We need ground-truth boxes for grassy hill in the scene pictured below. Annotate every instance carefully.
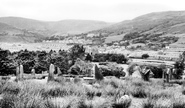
[0,17,111,36]
[0,22,44,43]
[0,17,111,42]
[92,11,185,45]
[97,11,185,35]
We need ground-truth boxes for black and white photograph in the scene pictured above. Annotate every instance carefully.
[0,0,185,107]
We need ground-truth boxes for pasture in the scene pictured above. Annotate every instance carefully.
[0,76,185,108]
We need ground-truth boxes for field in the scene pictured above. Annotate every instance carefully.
[0,41,184,108]
[0,42,182,61]
[0,77,185,108]
[0,42,73,52]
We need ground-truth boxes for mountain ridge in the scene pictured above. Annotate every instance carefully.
[0,17,112,35]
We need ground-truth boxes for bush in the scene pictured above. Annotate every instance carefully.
[143,97,185,108]
[93,53,127,64]
[112,100,131,108]
[100,63,125,78]
[149,89,173,100]
[174,61,184,79]
[123,78,150,98]
[1,82,20,95]
[142,54,149,59]
[68,59,94,76]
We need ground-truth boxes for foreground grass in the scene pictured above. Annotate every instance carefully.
[0,77,184,108]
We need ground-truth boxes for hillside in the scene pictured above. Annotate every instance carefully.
[47,19,111,34]
[0,22,44,43]
[91,11,185,46]
[96,11,185,35]
[0,17,111,36]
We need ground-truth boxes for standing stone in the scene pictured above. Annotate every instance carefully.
[91,65,95,77]
[31,68,36,79]
[132,65,142,78]
[48,64,55,82]
[166,68,170,83]
[19,65,24,80]
[94,64,103,81]
[16,66,20,81]
[57,67,62,76]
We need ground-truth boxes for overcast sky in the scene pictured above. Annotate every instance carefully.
[0,0,185,22]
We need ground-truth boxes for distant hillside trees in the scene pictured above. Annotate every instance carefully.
[173,51,185,79]
[16,49,36,73]
[0,44,129,76]
[93,53,128,64]
[85,53,92,62]
[69,44,85,66]
[34,51,50,73]
[0,49,15,75]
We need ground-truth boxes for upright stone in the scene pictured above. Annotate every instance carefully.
[91,64,96,77]
[132,65,142,79]
[19,65,24,80]
[57,67,62,76]
[94,64,103,81]
[166,68,170,83]
[48,64,55,82]
[31,68,36,78]
[16,66,20,81]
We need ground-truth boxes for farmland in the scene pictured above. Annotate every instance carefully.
[1,10,185,108]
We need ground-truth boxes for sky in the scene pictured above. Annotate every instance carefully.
[0,0,185,22]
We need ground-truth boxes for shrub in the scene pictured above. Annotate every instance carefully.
[41,82,85,98]
[90,97,112,108]
[93,53,127,64]
[1,82,20,95]
[174,61,184,79]
[100,64,125,78]
[84,85,102,99]
[143,97,185,108]
[149,89,173,100]
[0,94,16,108]
[123,78,150,98]
[112,100,131,108]
[68,59,94,75]
[142,54,149,59]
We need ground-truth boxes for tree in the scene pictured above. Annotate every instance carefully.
[16,50,35,73]
[142,54,149,59]
[69,45,85,66]
[0,50,15,75]
[34,51,49,73]
[174,61,184,79]
[85,53,92,62]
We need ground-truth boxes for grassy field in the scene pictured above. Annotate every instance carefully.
[0,77,184,108]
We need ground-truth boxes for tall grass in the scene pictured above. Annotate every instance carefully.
[0,76,183,108]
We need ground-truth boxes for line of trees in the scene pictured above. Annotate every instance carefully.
[0,45,86,76]
[0,45,129,76]
[93,53,128,64]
